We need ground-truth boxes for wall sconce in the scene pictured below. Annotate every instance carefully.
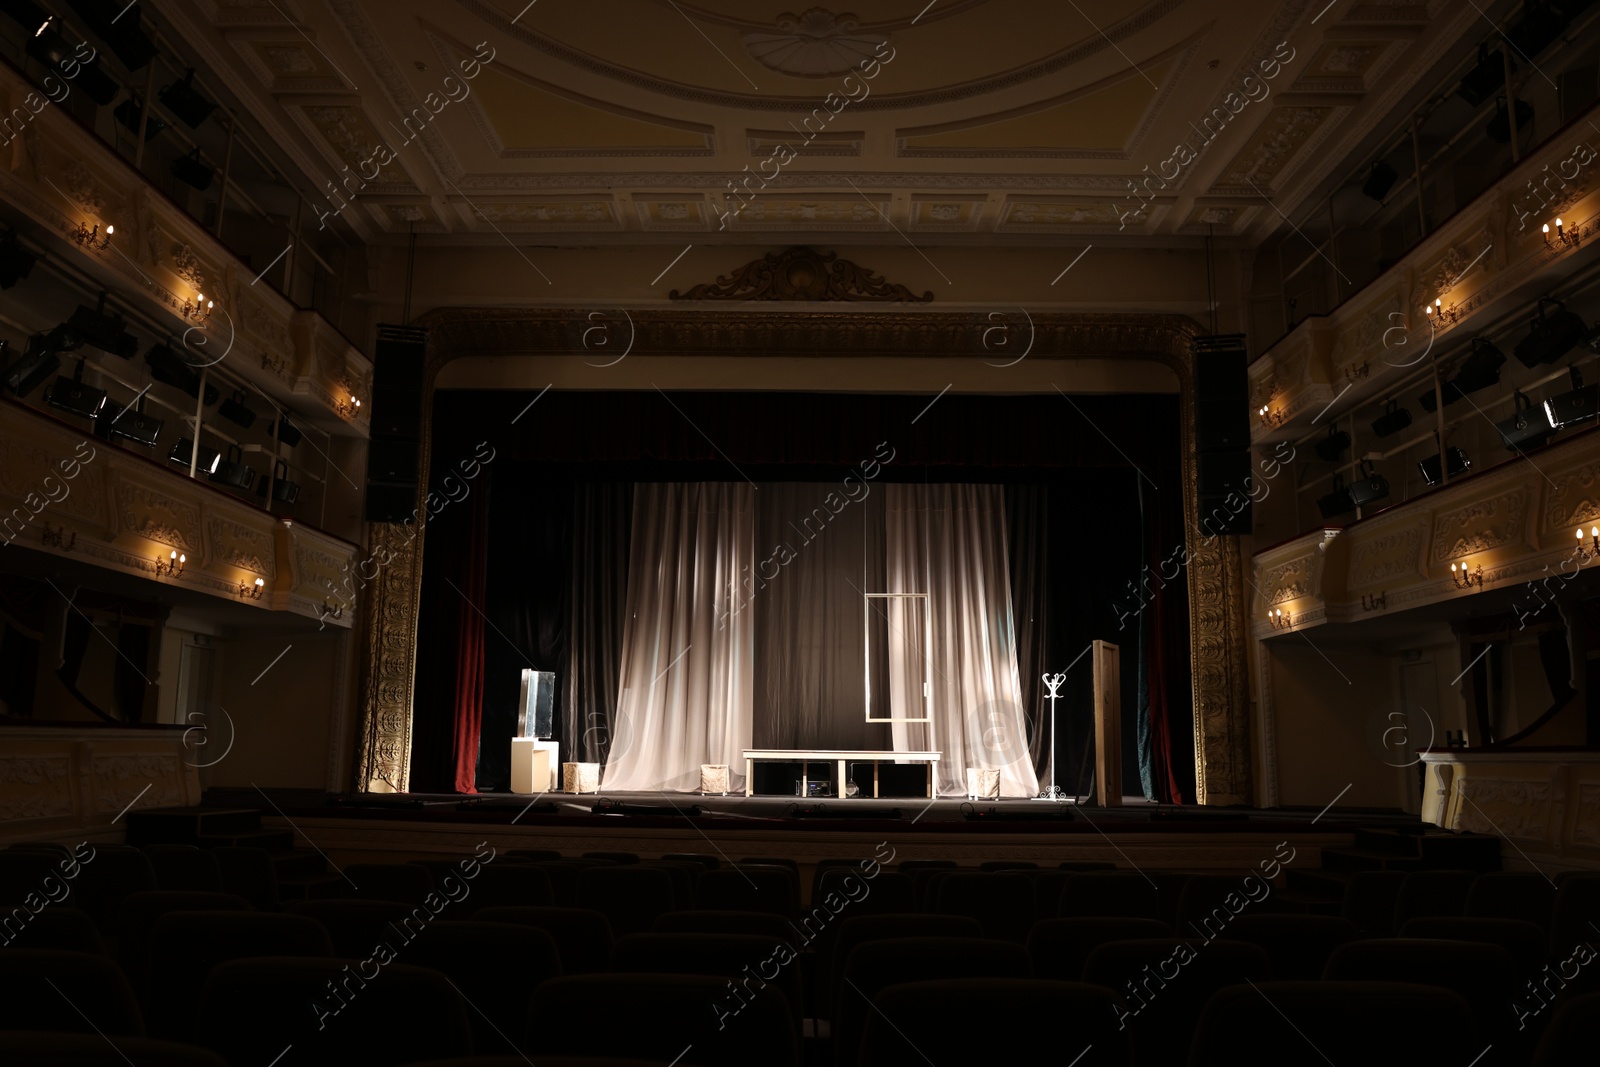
[1361,592,1387,611]
[1268,607,1292,629]
[154,550,186,577]
[239,577,264,600]
[40,524,75,551]
[334,391,362,418]
[72,222,112,250]
[1577,525,1600,561]
[1543,217,1583,250]
[1450,560,1483,589]
[1346,360,1370,382]
[1258,404,1285,427]
[183,292,213,321]
[1424,297,1460,326]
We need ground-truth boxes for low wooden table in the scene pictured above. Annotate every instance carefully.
[742,749,942,798]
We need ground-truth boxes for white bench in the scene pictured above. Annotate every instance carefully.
[742,749,942,798]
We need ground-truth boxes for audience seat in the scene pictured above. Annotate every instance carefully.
[454,863,554,912]
[1189,981,1480,1064]
[978,860,1038,872]
[0,1031,227,1065]
[72,846,157,934]
[0,849,65,906]
[1531,990,1600,1067]
[1323,938,1517,1044]
[896,860,957,872]
[0,949,144,1037]
[1081,938,1270,1064]
[611,932,803,1033]
[1399,916,1548,976]
[0,905,105,954]
[1340,870,1408,936]
[1026,917,1171,980]
[1058,871,1161,921]
[287,899,418,958]
[529,973,798,1067]
[653,909,796,942]
[211,847,280,911]
[476,906,614,974]
[662,853,720,870]
[833,936,1030,1067]
[146,910,334,1039]
[403,920,563,1055]
[1176,874,1271,937]
[1551,875,1600,970]
[583,851,640,865]
[405,1060,670,1067]
[530,861,584,907]
[144,846,223,892]
[1224,914,1360,980]
[345,863,436,905]
[197,957,472,1067]
[1059,861,1117,872]
[813,868,913,916]
[1392,869,1477,928]
[821,913,984,1019]
[636,861,697,910]
[694,866,798,917]
[115,891,252,988]
[577,866,677,936]
[1466,872,1556,930]
[506,849,563,862]
[933,872,1035,942]
[860,978,1130,1066]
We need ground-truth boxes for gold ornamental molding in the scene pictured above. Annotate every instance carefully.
[353,307,1253,805]
[668,247,934,302]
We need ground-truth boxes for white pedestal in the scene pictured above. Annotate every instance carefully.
[511,740,551,795]
[532,739,560,791]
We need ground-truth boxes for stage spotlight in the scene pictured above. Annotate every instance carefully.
[1515,297,1587,367]
[170,149,214,191]
[1418,446,1471,486]
[1458,43,1510,105]
[1347,460,1391,509]
[159,70,215,129]
[209,445,255,491]
[168,438,220,475]
[44,361,105,420]
[113,96,165,141]
[73,54,119,106]
[1418,380,1463,414]
[1315,425,1350,462]
[24,17,73,67]
[1456,337,1507,391]
[0,1,49,36]
[1362,160,1398,201]
[1370,400,1412,438]
[67,304,137,359]
[1318,476,1355,520]
[1486,96,1534,143]
[1508,1,1568,57]
[1499,390,1559,451]
[4,325,79,397]
[1544,366,1600,429]
[145,342,216,404]
[67,0,156,70]
[256,460,300,505]
[0,230,38,289]
[218,390,256,429]
[268,414,302,447]
[102,396,162,446]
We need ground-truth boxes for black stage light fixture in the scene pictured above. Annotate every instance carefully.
[170,149,214,191]
[1458,43,1510,106]
[256,459,300,505]
[72,54,119,106]
[1347,460,1391,509]
[0,230,38,289]
[1419,446,1472,486]
[103,395,162,446]
[67,305,137,359]
[1499,389,1559,451]
[218,389,256,428]
[1315,425,1350,462]
[68,0,156,70]
[1486,96,1535,143]
[114,95,166,141]
[1455,337,1507,393]
[168,437,220,475]
[0,1,49,36]
[4,325,79,397]
[268,414,302,447]
[1508,0,1568,57]
[159,70,215,129]
[1516,297,1587,367]
[1418,380,1463,414]
[209,444,255,491]
[44,360,105,420]
[1318,474,1355,520]
[1371,400,1413,438]
[145,342,216,404]
[1544,366,1600,429]
[24,17,73,67]
[1362,160,1398,202]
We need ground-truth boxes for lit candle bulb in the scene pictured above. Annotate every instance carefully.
[178,553,185,564]
[1591,526,1597,538]
[1426,303,1433,316]
[1579,528,1585,541]
[170,551,177,561]
[1544,223,1551,236]
[104,225,113,236]
[1557,218,1565,235]
[255,578,264,588]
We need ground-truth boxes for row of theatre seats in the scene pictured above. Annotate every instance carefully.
[2,842,1597,1065]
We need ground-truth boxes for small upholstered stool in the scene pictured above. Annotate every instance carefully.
[700,764,730,795]
[966,767,1000,799]
[563,761,600,794]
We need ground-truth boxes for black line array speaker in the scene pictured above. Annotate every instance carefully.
[365,324,427,523]
[1192,334,1252,535]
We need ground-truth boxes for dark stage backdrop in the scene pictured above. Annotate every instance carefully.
[411,389,1192,801]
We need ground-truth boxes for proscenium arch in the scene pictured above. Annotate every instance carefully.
[352,308,1253,806]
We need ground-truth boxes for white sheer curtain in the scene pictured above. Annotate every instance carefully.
[600,483,755,792]
[884,484,1039,797]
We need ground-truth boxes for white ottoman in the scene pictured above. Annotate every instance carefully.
[966,767,1000,799]
[563,761,600,794]
[700,764,730,795]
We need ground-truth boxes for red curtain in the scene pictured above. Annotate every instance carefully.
[450,477,490,793]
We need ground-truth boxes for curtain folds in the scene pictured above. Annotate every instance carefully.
[563,483,633,764]
[883,484,1039,797]
[450,476,491,794]
[600,483,755,793]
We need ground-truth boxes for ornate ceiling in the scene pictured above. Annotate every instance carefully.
[171,0,1481,245]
